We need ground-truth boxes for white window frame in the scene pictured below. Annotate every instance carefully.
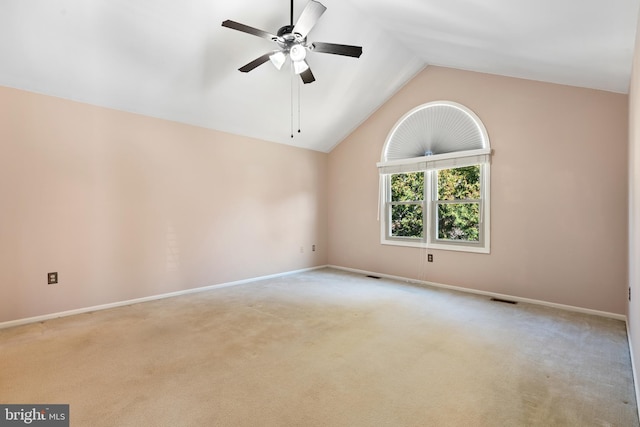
[381,163,490,253]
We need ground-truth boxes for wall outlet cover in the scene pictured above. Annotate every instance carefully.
[48,272,58,285]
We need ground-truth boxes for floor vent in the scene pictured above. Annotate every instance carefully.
[491,297,517,305]
[366,275,381,279]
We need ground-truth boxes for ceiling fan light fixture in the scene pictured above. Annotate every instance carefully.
[289,44,307,62]
[293,59,310,75]
[269,51,286,70]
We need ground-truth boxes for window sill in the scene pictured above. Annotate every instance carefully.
[381,239,490,254]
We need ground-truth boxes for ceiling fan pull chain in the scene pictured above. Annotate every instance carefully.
[291,62,295,138]
[298,76,302,134]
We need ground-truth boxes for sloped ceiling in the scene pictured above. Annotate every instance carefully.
[0,0,638,152]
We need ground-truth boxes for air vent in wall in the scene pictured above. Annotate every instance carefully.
[490,297,517,305]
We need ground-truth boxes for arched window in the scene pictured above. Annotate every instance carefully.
[377,101,491,253]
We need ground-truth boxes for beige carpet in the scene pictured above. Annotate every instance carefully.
[1,268,637,426]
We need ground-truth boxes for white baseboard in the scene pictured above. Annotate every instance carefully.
[328,265,626,321]
[1,263,626,325]
[626,319,640,422]
[0,266,327,330]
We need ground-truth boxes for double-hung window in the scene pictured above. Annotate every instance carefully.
[378,101,491,253]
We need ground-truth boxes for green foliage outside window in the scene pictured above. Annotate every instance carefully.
[390,172,424,238]
[437,165,480,201]
[389,166,481,242]
[437,203,480,241]
[437,166,481,241]
[391,171,424,201]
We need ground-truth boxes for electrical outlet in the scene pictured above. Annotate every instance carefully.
[312,245,316,252]
[300,246,304,253]
[48,272,58,285]
[427,254,433,262]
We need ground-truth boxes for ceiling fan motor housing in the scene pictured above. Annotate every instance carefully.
[277,25,295,38]
[277,25,306,47]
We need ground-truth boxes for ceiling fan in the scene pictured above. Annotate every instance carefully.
[221,0,363,84]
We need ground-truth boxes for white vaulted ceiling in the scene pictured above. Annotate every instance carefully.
[0,0,638,152]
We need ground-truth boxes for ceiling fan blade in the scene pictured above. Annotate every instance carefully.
[239,52,275,73]
[300,67,316,84]
[311,42,362,58]
[222,20,277,41]
[293,1,327,39]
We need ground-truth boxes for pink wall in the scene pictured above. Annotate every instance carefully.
[0,65,630,323]
[628,9,640,403]
[328,66,628,314]
[0,86,328,323]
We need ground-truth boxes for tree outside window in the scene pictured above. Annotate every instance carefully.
[390,172,424,238]
[387,165,484,248]
[436,165,480,242]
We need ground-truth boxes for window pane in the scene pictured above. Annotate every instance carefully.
[391,172,424,202]
[438,166,480,201]
[391,204,423,238]
[437,203,479,241]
